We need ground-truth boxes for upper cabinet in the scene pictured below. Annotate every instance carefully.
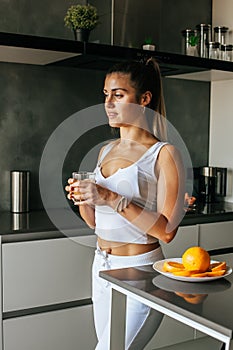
[1,32,233,81]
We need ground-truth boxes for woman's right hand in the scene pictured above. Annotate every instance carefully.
[65,178,119,208]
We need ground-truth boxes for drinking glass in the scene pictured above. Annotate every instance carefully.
[71,171,95,202]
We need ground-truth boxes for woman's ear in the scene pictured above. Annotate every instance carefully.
[140,91,152,107]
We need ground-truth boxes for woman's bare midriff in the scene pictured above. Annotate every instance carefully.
[97,236,160,256]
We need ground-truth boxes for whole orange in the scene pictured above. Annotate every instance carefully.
[182,246,210,272]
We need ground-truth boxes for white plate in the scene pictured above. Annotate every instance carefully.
[153,258,232,282]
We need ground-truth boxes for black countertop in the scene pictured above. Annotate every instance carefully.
[181,201,233,226]
[100,252,233,344]
[0,201,232,242]
[0,208,94,243]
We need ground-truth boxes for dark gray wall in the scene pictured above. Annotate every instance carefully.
[163,78,210,167]
[0,63,106,211]
[160,0,212,53]
[0,0,211,211]
[92,0,212,54]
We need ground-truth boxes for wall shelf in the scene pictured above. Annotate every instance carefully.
[1,32,233,80]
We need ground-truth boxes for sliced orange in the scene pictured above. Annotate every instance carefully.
[190,269,226,277]
[190,271,209,277]
[207,269,226,277]
[210,261,227,271]
[163,261,185,273]
[172,270,191,277]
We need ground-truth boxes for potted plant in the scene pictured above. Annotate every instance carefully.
[64,3,99,42]
[187,35,199,56]
[142,38,156,51]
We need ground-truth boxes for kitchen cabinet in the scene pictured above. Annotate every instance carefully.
[1,32,233,81]
[3,304,97,350]
[2,237,95,311]
[147,335,222,349]
[199,220,233,251]
[144,315,194,349]
[160,225,198,258]
[1,235,97,350]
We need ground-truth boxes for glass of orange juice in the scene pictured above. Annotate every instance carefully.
[71,171,95,202]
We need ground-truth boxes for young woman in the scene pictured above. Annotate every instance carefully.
[66,58,185,349]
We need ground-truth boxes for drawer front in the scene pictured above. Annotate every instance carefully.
[160,225,198,258]
[3,305,97,350]
[199,221,233,251]
[144,316,194,349]
[2,237,95,311]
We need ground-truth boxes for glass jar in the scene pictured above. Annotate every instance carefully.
[214,26,229,45]
[196,24,212,58]
[220,44,233,61]
[181,29,198,56]
[206,42,220,59]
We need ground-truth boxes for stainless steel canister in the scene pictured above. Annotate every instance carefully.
[214,26,229,45]
[10,170,30,213]
[196,24,212,58]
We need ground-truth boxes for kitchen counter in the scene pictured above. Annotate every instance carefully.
[100,252,233,350]
[182,201,233,226]
[0,208,94,243]
[0,201,232,242]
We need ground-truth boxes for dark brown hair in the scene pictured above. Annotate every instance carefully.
[106,57,166,118]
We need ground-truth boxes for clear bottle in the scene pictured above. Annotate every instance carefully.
[206,42,220,59]
[196,24,212,58]
[220,44,233,61]
[214,26,229,45]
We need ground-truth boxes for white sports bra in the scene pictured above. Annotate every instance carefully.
[94,141,168,244]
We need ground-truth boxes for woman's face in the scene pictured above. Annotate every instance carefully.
[103,73,143,128]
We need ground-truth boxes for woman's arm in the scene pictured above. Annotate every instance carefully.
[79,205,95,229]
[117,145,185,243]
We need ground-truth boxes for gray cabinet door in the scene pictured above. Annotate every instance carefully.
[3,305,97,350]
[199,221,233,251]
[160,225,199,258]
[2,237,95,311]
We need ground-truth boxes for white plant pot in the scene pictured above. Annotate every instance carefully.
[186,46,198,56]
[142,44,155,51]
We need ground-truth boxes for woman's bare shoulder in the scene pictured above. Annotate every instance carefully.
[157,144,183,169]
[97,139,119,161]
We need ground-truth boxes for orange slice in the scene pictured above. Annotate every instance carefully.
[190,271,209,277]
[172,270,191,277]
[210,261,227,271]
[206,269,226,277]
[163,261,185,273]
[190,269,226,277]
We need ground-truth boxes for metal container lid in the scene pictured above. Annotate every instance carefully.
[214,26,229,33]
[196,24,211,30]
[181,29,197,35]
[207,42,220,49]
[220,44,233,51]
[199,166,217,177]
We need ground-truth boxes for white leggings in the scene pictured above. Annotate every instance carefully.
[92,245,164,350]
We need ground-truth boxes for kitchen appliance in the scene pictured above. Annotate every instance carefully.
[198,166,227,203]
[11,170,30,213]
